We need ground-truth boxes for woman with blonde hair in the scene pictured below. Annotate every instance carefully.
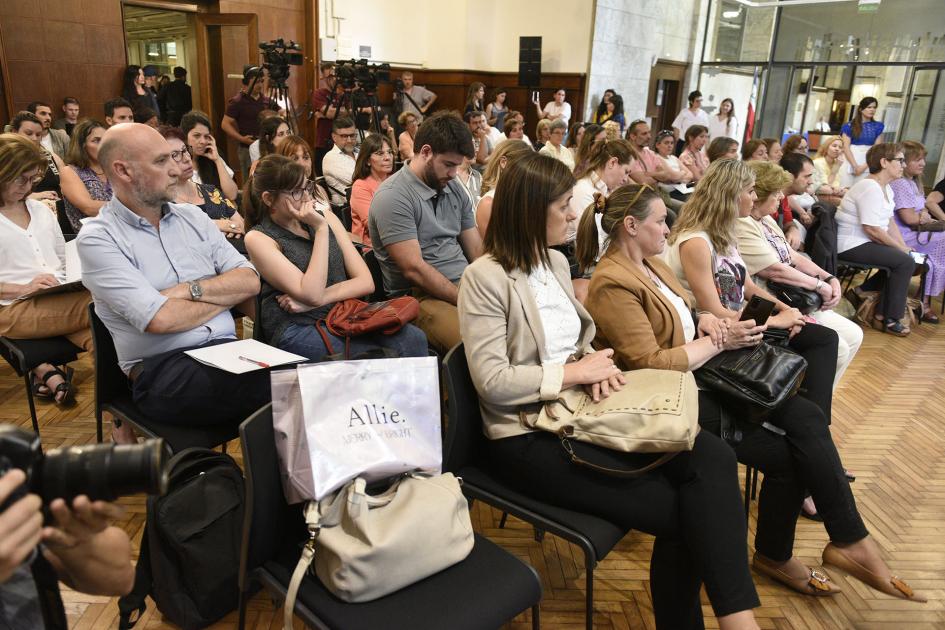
[582,180,923,605]
[664,159,839,420]
[890,140,944,321]
[459,152,763,630]
[533,119,552,152]
[812,136,848,205]
[475,139,532,237]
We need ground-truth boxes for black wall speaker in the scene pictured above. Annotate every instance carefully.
[518,36,542,88]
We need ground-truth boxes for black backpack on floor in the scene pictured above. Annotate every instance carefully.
[119,447,245,630]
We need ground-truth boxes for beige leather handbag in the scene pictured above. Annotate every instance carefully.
[283,473,474,628]
[521,369,699,476]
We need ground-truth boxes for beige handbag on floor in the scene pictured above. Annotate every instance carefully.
[283,473,474,628]
[521,369,699,476]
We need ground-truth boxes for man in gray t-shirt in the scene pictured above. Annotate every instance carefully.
[368,111,480,352]
[398,72,437,121]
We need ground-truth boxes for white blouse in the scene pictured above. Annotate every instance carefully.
[0,200,66,306]
[836,178,895,253]
[653,276,696,342]
[526,263,581,365]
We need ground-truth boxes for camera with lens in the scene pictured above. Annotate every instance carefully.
[333,58,391,94]
[0,425,168,509]
[393,78,406,93]
[256,38,304,86]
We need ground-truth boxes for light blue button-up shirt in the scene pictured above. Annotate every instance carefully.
[77,196,257,373]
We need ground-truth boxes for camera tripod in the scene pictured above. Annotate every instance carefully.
[322,86,383,142]
[250,73,302,134]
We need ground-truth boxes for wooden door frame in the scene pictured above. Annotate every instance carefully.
[195,13,258,129]
[647,59,688,130]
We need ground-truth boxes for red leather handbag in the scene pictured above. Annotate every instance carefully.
[315,297,420,358]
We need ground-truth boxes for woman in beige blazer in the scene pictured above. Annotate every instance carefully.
[458,153,762,630]
[581,183,925,604]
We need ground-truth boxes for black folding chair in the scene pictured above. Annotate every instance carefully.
[442,343,628,630]
[237,404,542,630]
[0,336,82,433]
[362,249,388,302]
[836,259,891,293]
[88,303,237,452]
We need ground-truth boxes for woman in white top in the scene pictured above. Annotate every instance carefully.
[812,136,848,206]
[458,152,763,630]
[475,139,532,238]
[708,98,738,146]
[0,134,92,404]
[653,129,694,197]
[835,143,915,335]
[538,119,575,171]
[571,140,635,247]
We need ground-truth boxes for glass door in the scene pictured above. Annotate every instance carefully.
[901,68,945,182]
[782,66,813,139]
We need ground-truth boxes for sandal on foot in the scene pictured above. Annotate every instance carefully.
[30,372,55,400]
[38,366,75,405]
[822,543,926,602]
[753,553,841,597]
[920,306,940,324]
[879,317,910,336]
[800,495,823,522]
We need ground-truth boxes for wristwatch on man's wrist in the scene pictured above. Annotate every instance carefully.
[189,281,203,301]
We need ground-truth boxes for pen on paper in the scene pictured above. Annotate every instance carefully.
[238,355,270,368]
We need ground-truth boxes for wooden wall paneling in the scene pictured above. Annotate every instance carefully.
[374,68,587,135]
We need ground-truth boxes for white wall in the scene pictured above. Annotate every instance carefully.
[585,0,707,121]
[320,0,593,73]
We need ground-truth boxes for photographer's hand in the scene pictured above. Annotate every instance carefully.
[0,469,43,584]
[41,496,134,596]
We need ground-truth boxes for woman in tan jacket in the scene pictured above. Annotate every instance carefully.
[581,182,925,604]
[458,153,762,630]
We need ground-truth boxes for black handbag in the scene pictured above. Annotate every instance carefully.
[694,341,807,415]
[767,281,823,315]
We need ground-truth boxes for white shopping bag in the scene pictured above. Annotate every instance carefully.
[277,356,442,502]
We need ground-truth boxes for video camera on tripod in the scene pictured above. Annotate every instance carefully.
[245,38,305,133]
[256,38,303,87]
[323,59,392,137]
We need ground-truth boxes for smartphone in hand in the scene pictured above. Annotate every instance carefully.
[739,295,776,326]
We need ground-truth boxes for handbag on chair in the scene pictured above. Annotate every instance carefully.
[520,369,700,477]
[283,473,474,627]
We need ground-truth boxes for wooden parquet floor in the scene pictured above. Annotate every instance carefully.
[3,299,945,629]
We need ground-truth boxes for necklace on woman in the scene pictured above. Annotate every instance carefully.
[643,264,662,288]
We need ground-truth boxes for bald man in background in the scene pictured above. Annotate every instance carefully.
[77,123,267,439]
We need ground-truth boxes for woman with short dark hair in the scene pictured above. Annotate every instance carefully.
[459,152,762,630]
[836,143,915,335]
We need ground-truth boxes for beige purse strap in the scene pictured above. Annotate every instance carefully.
[559,435,679,477]
[284,501,322,630]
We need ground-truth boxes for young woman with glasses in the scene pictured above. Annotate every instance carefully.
[158,126,245,247]
[243,154,428,360]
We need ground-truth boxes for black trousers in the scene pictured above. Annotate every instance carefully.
[699,392,868,562]
[131,340,271,426]
[489,430,759,628]
[840,242,915,320]
[786,323,838,421]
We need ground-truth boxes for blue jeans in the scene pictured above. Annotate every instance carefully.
[277,322,429,362]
